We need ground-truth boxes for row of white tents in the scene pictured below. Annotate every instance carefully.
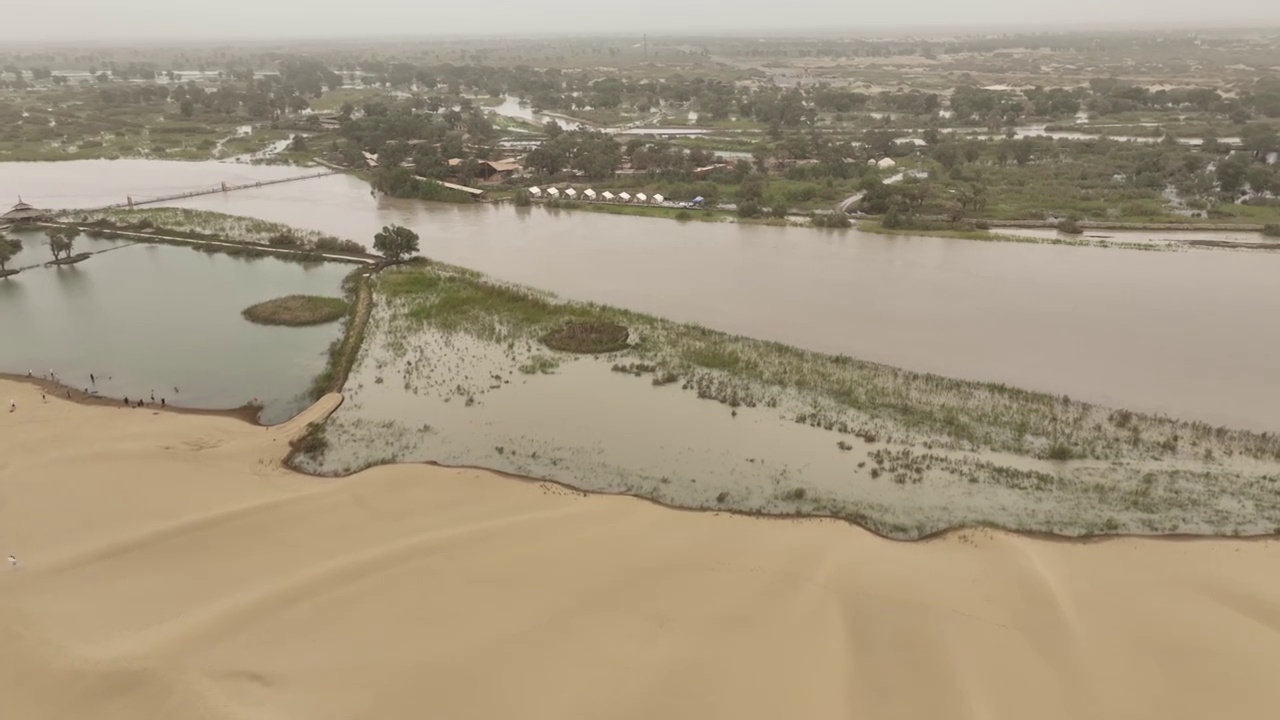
[528,187,666,204]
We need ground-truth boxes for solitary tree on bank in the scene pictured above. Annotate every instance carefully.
[0,235,20,271]
[373,224,419,261]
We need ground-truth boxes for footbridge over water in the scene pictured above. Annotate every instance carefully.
[52,169,339,216]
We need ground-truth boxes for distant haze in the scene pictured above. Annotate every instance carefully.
[6,1,1280,43]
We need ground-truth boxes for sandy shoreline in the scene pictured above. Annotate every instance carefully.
[0,372,264,425]
[3,377,1280,719]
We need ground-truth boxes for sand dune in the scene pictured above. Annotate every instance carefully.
[2,379,1280,720]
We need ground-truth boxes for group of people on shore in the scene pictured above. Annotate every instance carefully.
[15,369,179,411]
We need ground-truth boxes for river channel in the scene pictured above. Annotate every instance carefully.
[2,159,1278,431]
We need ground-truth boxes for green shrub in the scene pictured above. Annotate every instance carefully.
[268,232,302,246]
[812,214,851,228]
[1056,217,1084,234]
[541,321,630,354]
[1046,443,1075,461]
[314,237,367,254]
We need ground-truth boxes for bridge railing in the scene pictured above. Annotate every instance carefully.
[54,169,338,216]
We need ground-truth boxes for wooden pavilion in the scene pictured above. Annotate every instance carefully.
[1,198,50,226]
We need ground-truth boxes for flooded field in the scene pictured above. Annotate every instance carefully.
[0,228,349,423]
[487,96,586,131]
[293,264,1280,538]
[2,160,1279,432]
[992,226,1276,247]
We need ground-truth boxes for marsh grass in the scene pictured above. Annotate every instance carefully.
[376,262,1280,465]
[542,321,631,354]
[519,355,561,374]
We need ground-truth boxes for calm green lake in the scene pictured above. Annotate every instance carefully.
[0,229,349,424]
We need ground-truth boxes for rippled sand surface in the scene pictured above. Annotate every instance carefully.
[2,378,1279,720]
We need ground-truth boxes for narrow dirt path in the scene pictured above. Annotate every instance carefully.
[322,263,380,395]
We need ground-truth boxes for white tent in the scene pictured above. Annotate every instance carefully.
[635,193,648,203]
[602,191,616,201]
[876,157,897,170]
[583,189,597,200]
[528,186,542,197]
[546,187,560,197]
[652,194,665,204]
[565,188,578,198]
[618,192,632,203]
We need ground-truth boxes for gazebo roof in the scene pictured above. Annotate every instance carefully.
[2,198,46,221]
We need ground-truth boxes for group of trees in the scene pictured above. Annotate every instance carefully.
[863,123,1280,225]
[332,96,498,181]
[0,228,83,269]
[1085,78,1241,118]
[524,127,622,179]
[45,228,79,261]
[370,166,474,202]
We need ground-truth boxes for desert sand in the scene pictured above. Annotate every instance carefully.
[2,378,1279,720]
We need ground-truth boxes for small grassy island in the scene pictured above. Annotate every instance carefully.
[243,295,349,326]
[542,321,631,354]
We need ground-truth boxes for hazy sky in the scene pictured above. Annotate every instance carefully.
[7,1,1280,42]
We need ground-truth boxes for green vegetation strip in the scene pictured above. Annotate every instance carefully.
[242,295,349,326]
[309,266,379,399]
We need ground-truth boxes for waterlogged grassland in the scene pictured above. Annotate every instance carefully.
[854,219,1175,250]
[66,208,367,254]
[294,262,1280,539]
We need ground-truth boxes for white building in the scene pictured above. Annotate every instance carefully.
[583,189,597,200]
[546,187,560,197]
[635,193,649,204]
[528,187,542,197]
[602,191,616,201]
[618,192,632,203]
[565,188,578,199]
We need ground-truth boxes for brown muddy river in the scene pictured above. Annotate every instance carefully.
[3,160,1278,431]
